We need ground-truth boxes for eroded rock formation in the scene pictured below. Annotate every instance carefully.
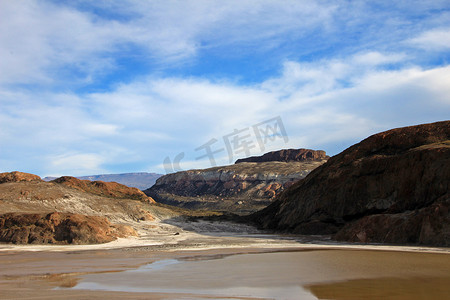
[0,173,160,244]
[252,121,450,246]
[146,150,328,214]
[0,212,136,244]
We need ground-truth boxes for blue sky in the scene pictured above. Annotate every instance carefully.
[1,0,449,177]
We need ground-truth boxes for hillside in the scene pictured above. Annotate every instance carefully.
[251,121,450,246]
[146,149,328,214]
[43,172,162,190]
[0,172,176,244]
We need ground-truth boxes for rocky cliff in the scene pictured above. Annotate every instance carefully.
[235,148,329,163]
[146,149,328,214]
[251,121,450,246]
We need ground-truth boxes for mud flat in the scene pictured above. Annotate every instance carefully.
[0,219,449,299]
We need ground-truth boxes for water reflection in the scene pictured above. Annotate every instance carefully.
[305,276,450,300]
[70,250,450,299]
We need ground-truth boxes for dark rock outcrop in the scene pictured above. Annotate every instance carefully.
[52,176,155,203]
[0,171,42,184]
[252,121,450,246]
[334,201,450,246]
[0,212,137,244]
[235,148,329,164]
[146,157,327,214]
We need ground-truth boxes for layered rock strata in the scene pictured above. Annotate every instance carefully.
[146,151,328,214]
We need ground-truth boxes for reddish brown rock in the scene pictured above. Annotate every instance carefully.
[0,171,41,184]
[0,212,137,244]
[252,121,450,246]
[235,148,329,164]
[52,176,155,203]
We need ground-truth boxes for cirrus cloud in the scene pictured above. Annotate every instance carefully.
[0,1,449,176]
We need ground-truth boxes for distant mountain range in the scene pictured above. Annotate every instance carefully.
[43,172,162,190]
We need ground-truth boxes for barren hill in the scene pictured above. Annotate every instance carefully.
[43,172,162,190]
[0,172,175,244]
[51,176,154,203]
[0,171,42,183]
[251,121,450,246]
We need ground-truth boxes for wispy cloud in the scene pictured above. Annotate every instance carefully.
[0,1,449,176]
[408,28,450,51]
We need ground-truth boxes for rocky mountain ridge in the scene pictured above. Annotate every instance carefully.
[251,121,450,246]
[146,149,328,214]
[235,148,329,163]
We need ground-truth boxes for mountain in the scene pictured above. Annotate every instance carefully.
[235,148,329,163]
[0,171,164,244]
[251,121,450,246]
[43,172,162,190]
[145,149,328,214]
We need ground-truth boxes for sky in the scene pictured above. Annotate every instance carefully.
[1,0,449,177]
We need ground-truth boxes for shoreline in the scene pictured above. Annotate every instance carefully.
[1,234,449,255]
[1,218,449,254]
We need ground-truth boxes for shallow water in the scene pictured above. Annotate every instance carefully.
[71,249,450,299]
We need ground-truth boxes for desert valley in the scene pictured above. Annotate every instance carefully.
[3,1,450,298]
[0,121,449,299]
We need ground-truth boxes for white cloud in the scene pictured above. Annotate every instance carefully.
[1,0,448,89]
[0,1,121,85]
[408,28,450,51]
[80,123,119,136]
[0,0,338,86]
[352,52,406,66]
[3,54,450,175]
[261,51,409,100]
[49,153,106,176]
[1,1,450,176]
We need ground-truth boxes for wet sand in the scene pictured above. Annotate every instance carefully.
[70,249,450,299]
[1,219,449,299]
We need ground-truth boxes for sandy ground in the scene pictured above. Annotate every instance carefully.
[1,217,448,254]
[1,218,449,299]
